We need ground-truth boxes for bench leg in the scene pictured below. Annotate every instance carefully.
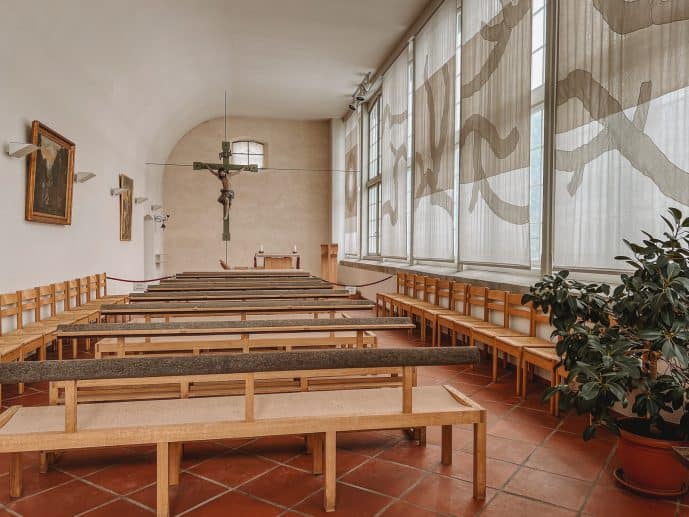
[169,443,182,486]
[157,442,170,517]
[72,338,78,359]
[9,453,22,498]
[473,421,487,500]
[312,433,324,475]
[441,425,452,465]
[324,431,336,512]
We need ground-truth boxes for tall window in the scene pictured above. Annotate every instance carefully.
[231,141,265,168]
[367,98,382,255]
[407,43,414,260]
[529,0,546,269]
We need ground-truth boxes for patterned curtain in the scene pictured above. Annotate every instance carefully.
[413,0,457,260]
[458,0,532,266]
[553,0,689,270]
[381,50,409,258]
[344,110,360,256]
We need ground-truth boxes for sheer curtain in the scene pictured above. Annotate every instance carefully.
[344,110,361,256]
[413,0,457,260]
[553,1,689,270]
[381,50,409,258]
[458,0,532,266]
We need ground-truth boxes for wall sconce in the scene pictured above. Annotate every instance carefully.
[110,187,128,196]
[134,196,149,204]
[74,172,96,183]
[6,142,39,158]
[151,204,163,211]
[154,213,171,230]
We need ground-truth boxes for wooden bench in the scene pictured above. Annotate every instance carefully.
[99,299,375,322]
[146,280,332,291]
[175,269,311,279]
[0,348,485,515]
[129,288,351,302]
[56,317,414,359]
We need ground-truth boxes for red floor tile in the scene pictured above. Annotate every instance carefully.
[401,474,493,515]
[84,456,157,495]
[287,448,369,476]
[0,467,72,504]
[380,500,442,516]
[129,472,225,514]
[189,450,276,487]
[435,450,519,489]
[294,482,393,516]
[340,458,425,497]
[505,466,591,511]
[488,419,553,445]
[241,465,323,507]
[336,430,403,457]
[482,492,577,517]
[462,434,536,464]
[81,498,153,516]
[584,482,678,517]
[184,491,282,516]
[6,479,114,517]
[236,435,305,462]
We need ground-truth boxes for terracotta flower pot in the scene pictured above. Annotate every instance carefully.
[616,418,689,496]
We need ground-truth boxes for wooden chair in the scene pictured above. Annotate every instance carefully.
[407,275,434,333]
[494,305,555,395]
[437,282,470,346]
[472,293,533,383]
[521,346,562,416]
[421,279,455,346]
[97,273,127,304]
[376,272,405,317]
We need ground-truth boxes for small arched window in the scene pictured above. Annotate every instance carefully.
[231,140,265,168]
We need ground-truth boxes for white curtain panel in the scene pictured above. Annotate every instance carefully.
[344,110,361,256]
[381,50,409,258]
[458,0,532,266]
[553,1,689,270]
[413,0,457,260]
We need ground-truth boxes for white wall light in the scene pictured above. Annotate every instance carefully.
[134,196,149,204]
[6,142,39,158]
[110,187,128,196]
[151,204,163,211]
[74,172,96,183]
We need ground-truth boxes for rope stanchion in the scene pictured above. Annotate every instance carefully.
[106,275,175,283]
[325,274,394,288]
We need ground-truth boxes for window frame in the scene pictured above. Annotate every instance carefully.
[366,95,383,257]
[230,140,266,168]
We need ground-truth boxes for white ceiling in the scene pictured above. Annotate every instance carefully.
[2,0,427,163]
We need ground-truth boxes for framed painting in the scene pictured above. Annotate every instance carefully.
[119,174,134,241]
[26,121,75,225]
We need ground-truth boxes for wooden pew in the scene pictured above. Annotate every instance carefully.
[56,317,413,359]
[146,280,333,291]
[128,289,351,302]
[99,299,375,322]
[175,269,311,279]
[0,348,486,515]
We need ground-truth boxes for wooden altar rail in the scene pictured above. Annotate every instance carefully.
[128,289,350,302]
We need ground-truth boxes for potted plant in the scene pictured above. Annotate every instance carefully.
[523,208,689,496]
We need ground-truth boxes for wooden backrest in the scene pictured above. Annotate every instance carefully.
[78,277,90,304]
[18,287,40,328]
[486,290,508,326]
[413,275,426,301]
[0,292,21,336]
[88,275,99,301]
[98,273,108,297]
[424,277,437,303]
[53,281,68,312]
[37,285,55,319]
[530,303,552,339]
[404,274,415,297]
[506,293,533,334]
[66,279,80,309]
[396,272,406,295]
[466,286,488,319]
[436,280,451,308]
[450,282,469,314]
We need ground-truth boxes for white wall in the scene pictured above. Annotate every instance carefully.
[162,117,331,275]
[330,118,346,260]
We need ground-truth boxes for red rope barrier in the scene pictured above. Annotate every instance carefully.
[106,275,175,283]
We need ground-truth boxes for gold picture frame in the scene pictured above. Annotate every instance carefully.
[119,174,133,241]
[25,121,75,225]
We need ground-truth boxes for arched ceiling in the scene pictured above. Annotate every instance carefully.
[3,0,427,164]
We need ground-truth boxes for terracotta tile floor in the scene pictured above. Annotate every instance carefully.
[0,316,687,516]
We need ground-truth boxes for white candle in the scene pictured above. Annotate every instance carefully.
[259,244,264,253]
[292,245,297,253]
